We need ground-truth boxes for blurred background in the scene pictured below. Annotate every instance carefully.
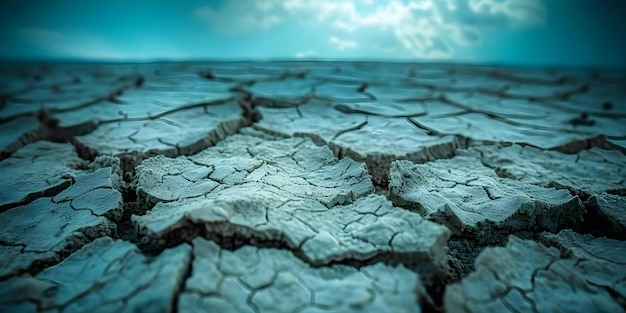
[1,0,625,68]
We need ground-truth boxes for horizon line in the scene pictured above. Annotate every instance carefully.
[1,57,625,72]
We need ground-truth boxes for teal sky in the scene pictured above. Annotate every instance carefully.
[0,0,625,68]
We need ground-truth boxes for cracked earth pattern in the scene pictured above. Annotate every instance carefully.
[0,62,624,312]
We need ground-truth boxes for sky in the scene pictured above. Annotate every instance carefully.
[0,0,625,68]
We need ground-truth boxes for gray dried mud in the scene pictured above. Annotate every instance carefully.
[0,62,624,312]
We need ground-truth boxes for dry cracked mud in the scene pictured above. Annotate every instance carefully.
[0,61,625,312]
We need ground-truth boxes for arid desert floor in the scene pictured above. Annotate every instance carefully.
[0,61,624,312]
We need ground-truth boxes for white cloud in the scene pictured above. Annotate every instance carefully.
[194,0,546,58]
[295,50,316,58]
[329,36,358,50]
[468,0,547,25]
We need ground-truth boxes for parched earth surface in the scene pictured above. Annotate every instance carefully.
[0,61,625,313]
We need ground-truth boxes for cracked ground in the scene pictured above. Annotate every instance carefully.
[0,61,625,313]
